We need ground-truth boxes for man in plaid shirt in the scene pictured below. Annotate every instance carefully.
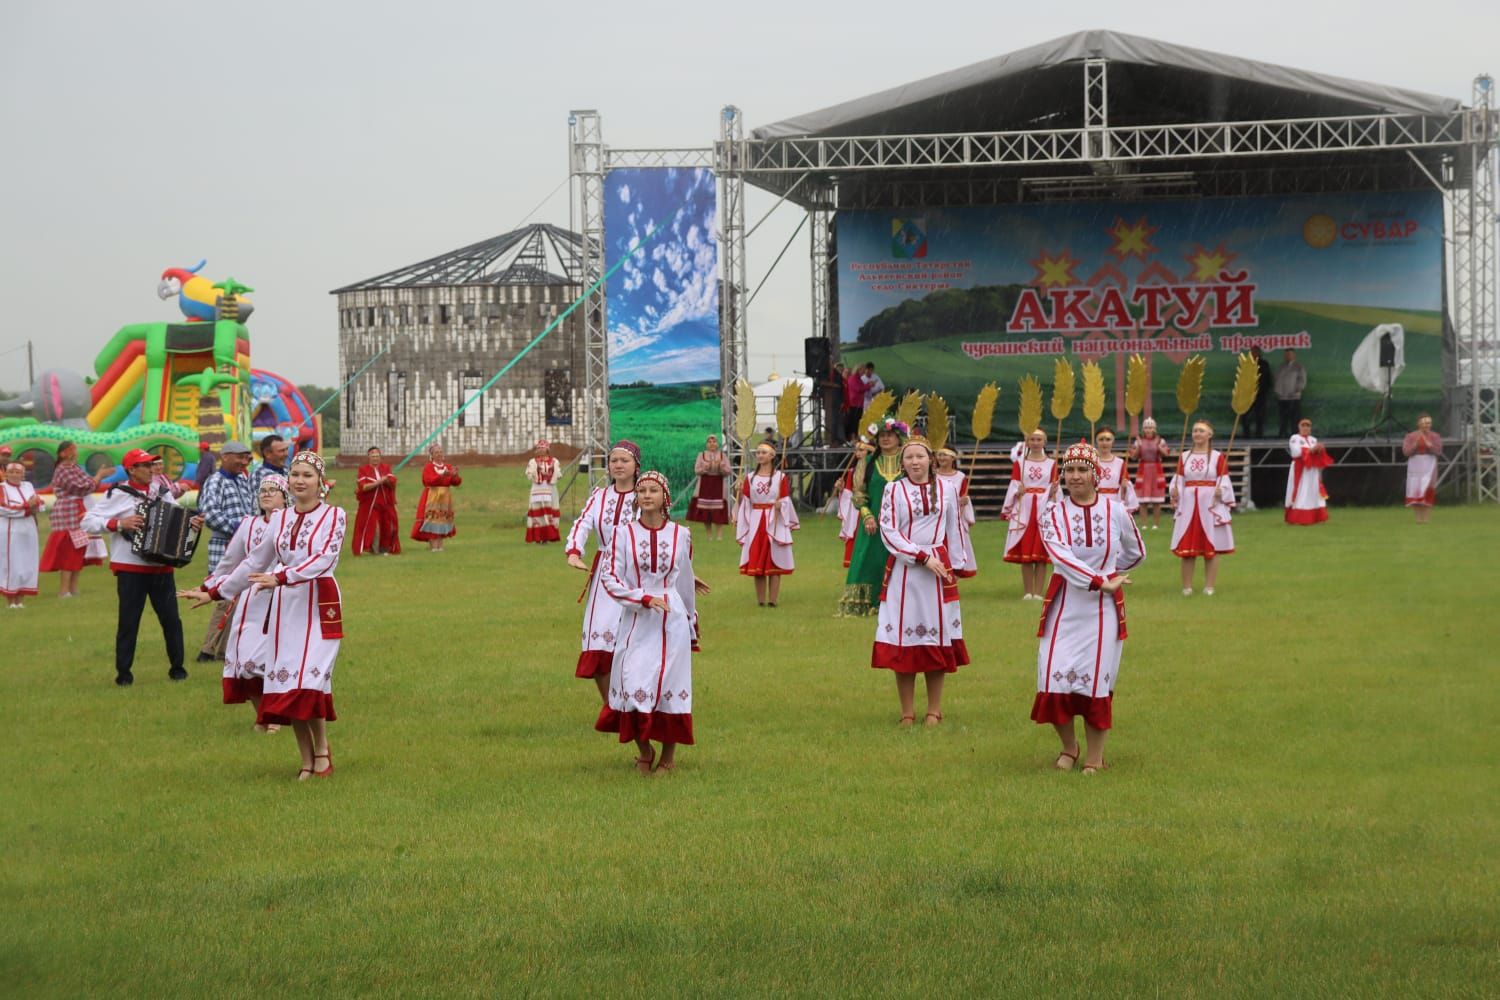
[194,441,254,661]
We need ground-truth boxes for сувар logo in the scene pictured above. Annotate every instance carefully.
[891,218,927,258]
[1303,212,1419,248]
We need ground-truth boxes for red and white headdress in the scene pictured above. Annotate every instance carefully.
[289,450,331,498]
[1060,441,1100,482]
[535,439,551,451]
[636,470,671,509]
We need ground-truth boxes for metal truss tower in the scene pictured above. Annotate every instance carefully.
[568,110,609,482]
[717,106,749,444]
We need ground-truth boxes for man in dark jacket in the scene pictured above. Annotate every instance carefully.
[1248,346,1273,438]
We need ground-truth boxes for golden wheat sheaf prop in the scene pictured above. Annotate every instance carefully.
[1175,355,1207,417]
[1230,352,1259,417]
[1017,375,1043,437]
[1124,354,1148,418]
[971,383,1000,444]
[894,389,923,432]
[1081,361,1106,430]
[856,389,897,440]
[926,393,951,453]
[1050,358,1076,422]
[734,379,757,445]
[776,382,801,443]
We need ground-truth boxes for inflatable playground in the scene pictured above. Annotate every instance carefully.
[0,261,320,491]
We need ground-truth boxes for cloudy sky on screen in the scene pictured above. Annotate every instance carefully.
[1,0,1495,391]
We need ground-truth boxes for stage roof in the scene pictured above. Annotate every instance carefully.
[753,30,1461,141]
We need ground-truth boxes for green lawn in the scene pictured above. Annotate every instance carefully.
[608,383,723,512]
[4,468,1496,996]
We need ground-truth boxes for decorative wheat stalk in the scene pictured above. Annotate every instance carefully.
[836,388,897,482]
[1081,360,1106,441]
[776,381,801,470]
[1124,353,1148,422]
[894,389,923,433]
[1175,355,1207,458]
[734,378,757,499]
[1018,375,1043,439]
[969,382,1000,470]
[1225,352,1260,455]
[1050,358,1076,459]
[925,393,950,454]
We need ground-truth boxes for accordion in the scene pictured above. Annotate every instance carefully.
[129,494,201,568]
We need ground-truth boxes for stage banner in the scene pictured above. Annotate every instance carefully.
[836,192,1443,440]
[604,167,720,509]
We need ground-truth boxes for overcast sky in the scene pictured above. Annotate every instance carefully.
[2,0,1495,394]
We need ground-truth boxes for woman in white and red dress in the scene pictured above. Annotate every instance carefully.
[1169,420,1235,596]
[524,440,562,544]
[1,461,43,608]
[596,471,704,775]
[199,452,345,780]
[1403,413,1442,522]
[1032,442,1144,775]
[686,435,733,541]
[734,441,799,607]
[1000,428,1054,600]
[934,447,977,578]
[872,436,968,727]
[411,444,462,552]
[1128,418,1171,530]
[1093,429,1138,514]
[837,440,873,567]
[1285,418,1333,525]
[183,474,291,730]
[566,440,640,703]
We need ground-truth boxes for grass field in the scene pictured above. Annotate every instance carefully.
[4,468,1497,996]
[608,383,723,511]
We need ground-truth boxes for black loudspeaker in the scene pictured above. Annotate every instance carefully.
[1378,332,1397,368]
[804,337,832,380]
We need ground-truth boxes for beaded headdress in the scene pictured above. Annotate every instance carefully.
[289,450,331,498]
[257,473,291,511]
[636,470,671,508]
[1060,441,1101,482]
[609,439,641,463]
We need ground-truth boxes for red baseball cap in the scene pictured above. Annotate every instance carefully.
[123,448,155,467]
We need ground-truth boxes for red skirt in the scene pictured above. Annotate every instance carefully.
[222,676,264,704]
[257,690,336,726]
[871,639,970,674]
[596,707,695,745]
[1031,692,1113,730]
[1172,517,1226,558]
[1004,518,1048,564]
[575,650,613,679]
[39,531,86,573]
[739,526,791,577]
[526,523,561,543]
[687,475,730,525]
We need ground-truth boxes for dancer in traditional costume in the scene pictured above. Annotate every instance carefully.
[837,440,874,567]
[1285,419,1332,525]
[734,441,799,607]
[411,444,462,551]
[39,441,112,597]
[839,419,906,616]
[1,461,43,608]
[566,441,640,702]
[871,436,968,727]
[1128,418,1171,530]
[180,474,291,730]
[524,440,562,544]
[197,452,344,780]
[596,470,705,775]
[1001,429,1055,600]
[352,446,401,555]
[934,447,977,578]
[1403,414,1442,522]
[1169,420,1234,596]
[687,435,732,540]
[1032,442,1144,774]
[1093,429,1138,514]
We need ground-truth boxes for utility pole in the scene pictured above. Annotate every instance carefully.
[26,340,34,385]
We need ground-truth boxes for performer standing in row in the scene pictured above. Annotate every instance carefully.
[1403,414,1442,522]
[1001,428,1054,601]
[38,441,113,598]
[1169,420,1234,597]
[933,447,977,577]
[1285,418,1332,525]
[838,419,906,617]
[871,436,968,727]
[686,434,733,541]
[353,446,401,555]
[180,474,291,731]
[836,439,874,568]
[1032,442,1144,774]
[596,471,704,775]
[195,453,345,780]
[1,461,42,608]
[524,440,562,544]
[1093,429,1138,513]
[734,441,798,607]
[1128,418,1170,530]
[566,441,640,702]
[411,444,462,552]
[82,449,199,686]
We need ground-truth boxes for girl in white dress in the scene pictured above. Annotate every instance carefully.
[734,442,799,607]
[566,441,640,702]
[596,471,707,775]
[1093,429,1138,514]
[934,448,977,578]
[523,440,562,543]
[1402,414,1442,522]
[1169,420,1235,596]
[1000,429,1055,600]
[1032,442,1144,774]
[1,462,42,607]
[1285,419,1332,525]
[872,437,968,727]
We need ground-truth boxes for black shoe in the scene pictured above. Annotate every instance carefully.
[168,666,189,682]
[195,652,216,663]
[115,673,134,687]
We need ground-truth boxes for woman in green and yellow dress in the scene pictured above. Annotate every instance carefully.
[838,418,908,616]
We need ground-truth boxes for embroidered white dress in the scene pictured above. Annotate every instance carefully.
[203,515,276,704]
[595,520,698,745]
[1,481,40,597]
[1095,456,1139,513]
[872,477,969,673]
[1285,433,1331,524]
[1031,495,1145,730]
[212,502,345,725]
[936,470,978,577]
[1001,457,1055,562]
[1169,450,1235,557]
[734,471,799,576]
[566,486,638,678]
[524,457,562,543]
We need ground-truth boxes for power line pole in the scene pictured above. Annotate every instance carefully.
[26,340,34,385]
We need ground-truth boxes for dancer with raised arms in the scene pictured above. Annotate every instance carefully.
[566,441,640,702]
[734,441,799,607]
[1000,428,1055,600]
[1169,420,1235,596]
[1032,442,1144,774]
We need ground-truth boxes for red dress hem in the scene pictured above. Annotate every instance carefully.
[871,639,968,674]
[257,690,336,726]
[1030,692,1113,730]
[222,677,264,704]
[595,707,695,745]
[39,531,87,573]
[575,650,614,678]
[1004,517,1048,564]
[1284,507,1328,525]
